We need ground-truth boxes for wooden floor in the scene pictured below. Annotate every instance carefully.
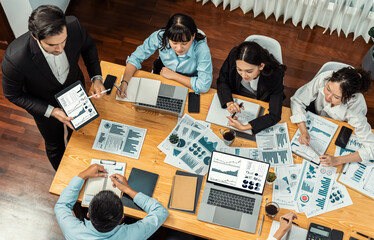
[0,0,373,239]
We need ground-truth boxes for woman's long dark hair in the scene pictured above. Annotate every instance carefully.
[158,13,205,51]
[235,41,286,76]
[328,67,371,104]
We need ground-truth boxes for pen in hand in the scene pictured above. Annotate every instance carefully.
[281,217,299,226]
[88,89,110,98]
[114,83,127,98]
[231,102,244,118]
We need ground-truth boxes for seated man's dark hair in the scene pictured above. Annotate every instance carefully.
[28,5,66,41]
[88,190,124,233]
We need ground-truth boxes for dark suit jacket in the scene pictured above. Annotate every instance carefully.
[1,16,101,117]
[217,46,285,134]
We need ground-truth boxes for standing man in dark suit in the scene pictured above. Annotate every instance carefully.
[2,5,105,170]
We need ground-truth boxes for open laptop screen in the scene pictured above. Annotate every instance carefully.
[207,151,270,195]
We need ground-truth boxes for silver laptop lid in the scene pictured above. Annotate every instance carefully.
[207,151,270,195]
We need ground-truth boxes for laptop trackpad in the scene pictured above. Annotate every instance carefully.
[159,84,175,97]
[213,207,241,228]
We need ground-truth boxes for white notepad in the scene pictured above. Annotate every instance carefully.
[268,220,307,240]
[82,159,126,207]
[116,77,161,106]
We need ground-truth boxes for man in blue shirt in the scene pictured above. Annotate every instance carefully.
[55,164,169,240]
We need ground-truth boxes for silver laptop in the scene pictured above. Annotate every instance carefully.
[197,151,270,233]
[133,83,188,117]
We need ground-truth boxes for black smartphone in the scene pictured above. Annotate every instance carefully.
[188,92,200,113]
[330,229,344,240]
[335,126,353,148]
[103,74,117,95]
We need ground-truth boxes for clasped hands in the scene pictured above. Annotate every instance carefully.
[298,132,340,167]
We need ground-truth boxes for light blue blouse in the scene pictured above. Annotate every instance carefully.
[55,176,169,240]
[126,30,213,93]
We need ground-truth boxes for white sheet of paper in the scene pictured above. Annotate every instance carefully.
[115,77,161,105]
[268,220,307,240]
[205,93,259,134]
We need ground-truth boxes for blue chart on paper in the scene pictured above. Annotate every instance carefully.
[301,181,314,192]
[123,129,141,154]
[181,153,199,169]
[110,124,126,135]
[262,150,289,164]
[310,127,330,138]
[339,147,355,156]
[276,133,288,148]
[212,168,239,177]
[347,138,362,148]
[352,163,366,183]
[198,137,218,152]
[316,177,331,209]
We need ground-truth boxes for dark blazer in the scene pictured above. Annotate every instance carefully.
[217,46,285,134]
[1,16,101,117]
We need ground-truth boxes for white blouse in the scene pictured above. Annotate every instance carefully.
[290,70,374,162]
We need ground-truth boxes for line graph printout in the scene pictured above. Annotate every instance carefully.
[208,151,269,194]
[92,120,146,159]
[55,81,99,130]
[337,135,374,199]
[205,93,260,134]
[164,129,225,175]
[219,147,259,160]
[294,160,336,218]
[290,112,338,164]
[272,165,302,210]
[256,122,293,166]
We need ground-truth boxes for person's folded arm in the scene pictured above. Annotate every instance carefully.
[250,72,284,134]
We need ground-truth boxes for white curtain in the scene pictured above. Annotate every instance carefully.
[196,0,374,43]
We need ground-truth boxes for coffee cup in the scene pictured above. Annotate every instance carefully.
[265,202,279,217]
[219,128,236,146]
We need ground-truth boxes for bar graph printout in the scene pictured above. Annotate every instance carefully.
[255,122,293,166]
[92,119,147,159]
[290,111,338,164]
[337,134,374,199]
[294,160,337,218]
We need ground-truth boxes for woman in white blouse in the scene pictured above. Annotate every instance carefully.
[290,67,373,167]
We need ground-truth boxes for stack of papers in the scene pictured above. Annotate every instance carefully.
[272,160,353,218]
[158,114,225,175]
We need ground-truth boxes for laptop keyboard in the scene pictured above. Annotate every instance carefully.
[207,189,255,214]
[138,96,183,113]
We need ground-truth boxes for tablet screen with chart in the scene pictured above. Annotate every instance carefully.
[55,81,99,130]
[207,151,270,194]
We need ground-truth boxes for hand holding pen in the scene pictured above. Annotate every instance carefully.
[226,101,244,116]
[88,89,111,98]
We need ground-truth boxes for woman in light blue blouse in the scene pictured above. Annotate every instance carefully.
[118,13,213,96]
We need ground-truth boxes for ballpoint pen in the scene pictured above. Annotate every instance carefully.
[309,145,320,156]
[356,231,374,240]
[231,102,244,118]
[281,217,299,226]
[88,89,110,98]
[258,214,264,235]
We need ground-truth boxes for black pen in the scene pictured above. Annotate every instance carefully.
[231,102,244,118]
[357,231,374,240]
[281,217,299,226]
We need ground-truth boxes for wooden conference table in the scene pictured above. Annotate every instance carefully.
[50,61,374,240]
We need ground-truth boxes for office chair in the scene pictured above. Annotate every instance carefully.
[245,35,283,64]
[314,61,353,78]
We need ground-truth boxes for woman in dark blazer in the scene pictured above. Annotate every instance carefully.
[217,41,286,134]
